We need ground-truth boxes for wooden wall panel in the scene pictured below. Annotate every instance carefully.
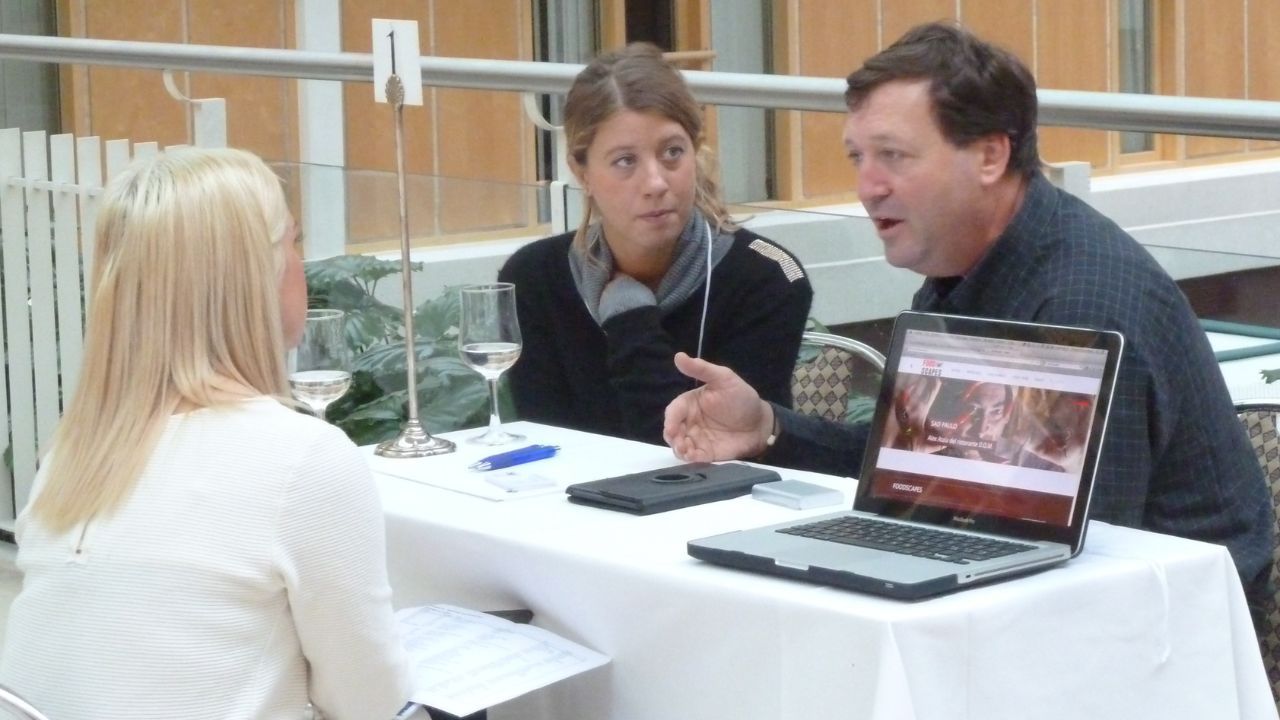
[960,0,1033,68]
[1184,0,1246,158]
[1247,2,1280,101]
[342,0,434,174]
[62,1,293,155]
[188,0,295,162]
[883,0,957,44]
[56,0,86,136]
[340,0,533,243]
[599,0,627,51]
[1246,0,1280,151]
[344,169,440,248]
[340,0,436,245]
[433,0,533,233]
[52,0,1280,214]
[795,0,877,199]
[1034,0,1109,169]
[80,1,186,147]
[770,1,801,199]
[673,0,711,52]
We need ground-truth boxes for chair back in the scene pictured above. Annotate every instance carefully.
[792,331,886,423]
[1235,400,1280,708]
[0,685,52,720]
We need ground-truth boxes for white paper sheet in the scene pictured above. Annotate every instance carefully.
[396,604,610,717]
[363,441,566,502]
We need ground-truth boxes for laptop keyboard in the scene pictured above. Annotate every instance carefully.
[778,515,1038,564]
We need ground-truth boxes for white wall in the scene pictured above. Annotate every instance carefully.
[1090,158,1280,281]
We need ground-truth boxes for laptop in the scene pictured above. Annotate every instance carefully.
[687,311,1124,599]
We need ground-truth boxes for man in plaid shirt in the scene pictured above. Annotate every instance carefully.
[663,22,1273,624]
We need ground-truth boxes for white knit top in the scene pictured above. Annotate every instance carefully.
[0,397,411,720]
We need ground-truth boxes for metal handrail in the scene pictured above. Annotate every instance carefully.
[800,331,886,370]
[3,33,1280,140]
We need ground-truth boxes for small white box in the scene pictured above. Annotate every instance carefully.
[751,479,845,510]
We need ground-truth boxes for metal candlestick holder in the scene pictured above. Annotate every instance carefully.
[375,73,455,458]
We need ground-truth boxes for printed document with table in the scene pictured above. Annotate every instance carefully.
[688,311,1124,599]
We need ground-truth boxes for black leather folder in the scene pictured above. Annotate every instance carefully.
[565,462,780,515]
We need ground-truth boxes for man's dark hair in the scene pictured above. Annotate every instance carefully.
[845,22,1041,179]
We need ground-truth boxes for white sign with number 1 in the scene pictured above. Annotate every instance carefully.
[372,19,423,106]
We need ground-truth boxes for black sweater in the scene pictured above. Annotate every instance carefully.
[498,228,813,444]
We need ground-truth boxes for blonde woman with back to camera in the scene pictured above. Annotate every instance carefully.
[0,148,411,719]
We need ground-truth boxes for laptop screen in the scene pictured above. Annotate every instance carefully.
[858,314,1120,536]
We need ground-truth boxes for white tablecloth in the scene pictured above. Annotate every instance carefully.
[371,421,1276,720]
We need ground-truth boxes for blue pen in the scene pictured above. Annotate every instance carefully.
[468,444,560,471]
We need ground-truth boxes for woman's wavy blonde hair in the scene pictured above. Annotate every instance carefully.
[564,42,735,254]
[32,147,292,533]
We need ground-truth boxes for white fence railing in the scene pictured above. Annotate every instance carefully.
[0,128,163,521]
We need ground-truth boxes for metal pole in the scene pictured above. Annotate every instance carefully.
[375,73,455,458]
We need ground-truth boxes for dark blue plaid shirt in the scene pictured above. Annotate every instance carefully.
[772,173,1273,592]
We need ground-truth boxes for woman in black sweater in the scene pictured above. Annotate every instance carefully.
[499,43,812,445]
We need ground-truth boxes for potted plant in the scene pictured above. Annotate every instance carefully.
[303,254,506,445]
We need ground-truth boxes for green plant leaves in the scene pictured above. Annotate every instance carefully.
[421,354,480,379]
[355,339,442,376]
[415,288,461,340]
[306,254,422,289]
[420,380,492,431]
[302,256,496,446]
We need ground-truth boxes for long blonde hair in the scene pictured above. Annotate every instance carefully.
[32,147,292,533]
[563,42,734,254]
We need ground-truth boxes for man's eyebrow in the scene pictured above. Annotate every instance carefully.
[867,131,903,144]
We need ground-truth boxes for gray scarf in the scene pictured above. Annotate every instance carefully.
[568,208,732,324]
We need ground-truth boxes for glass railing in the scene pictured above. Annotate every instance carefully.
[268,160,1280,403]
[271,161,556,256]
[1143,243,1280,400]
[1145,243,1280,328]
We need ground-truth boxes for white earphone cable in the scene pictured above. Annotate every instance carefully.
[696,220,713,359]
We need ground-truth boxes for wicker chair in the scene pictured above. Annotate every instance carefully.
[0,685,52,720]
[792,331,886,422]
[1235,400,1280,709]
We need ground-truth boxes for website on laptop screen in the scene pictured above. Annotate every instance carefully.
[869,328,1110,526]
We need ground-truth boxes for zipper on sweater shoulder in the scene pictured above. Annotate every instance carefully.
[70,518,91,563]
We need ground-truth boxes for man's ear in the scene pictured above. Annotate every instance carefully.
[975,132,1012,185]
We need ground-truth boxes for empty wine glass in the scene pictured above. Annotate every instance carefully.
[459,283,523,445]
[290,309,352,422]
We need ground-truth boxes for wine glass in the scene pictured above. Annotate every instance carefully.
[459,283,523,445]
[290,309,353,422]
